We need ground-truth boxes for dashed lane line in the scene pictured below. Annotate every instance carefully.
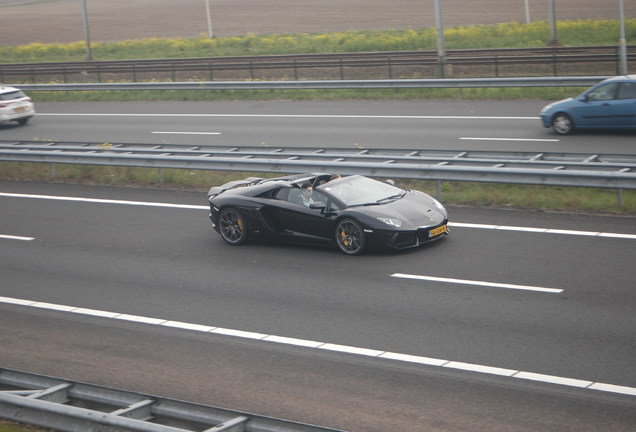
[390,274,563,293]
[0,234,34,241]
[1,295,635,397]
[2,192,635,240]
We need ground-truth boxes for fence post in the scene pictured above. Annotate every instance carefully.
[618,188,623,209]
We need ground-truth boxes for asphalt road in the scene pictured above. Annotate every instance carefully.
[2,100,636,154]
[1,101,636,431]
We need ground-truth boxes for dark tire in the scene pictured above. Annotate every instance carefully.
[335,219,365,255]
[552,113,574,135]
[17,118,29,125]
[218,208,249,245]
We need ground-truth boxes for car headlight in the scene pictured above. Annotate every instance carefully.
[540,104,553,114]
[377,217,402,227]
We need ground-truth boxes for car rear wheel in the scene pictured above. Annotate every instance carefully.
[335,219,365,255]
[552,113,574,135]
[17,118,29,125]
[218,208,249,245]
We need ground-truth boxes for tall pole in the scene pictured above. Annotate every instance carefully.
[434,0,446,77]
[81,0,93,60]
[525,0,530,24]
[619,0,628,74]
[547,0,559,46]
[205,0,213,38]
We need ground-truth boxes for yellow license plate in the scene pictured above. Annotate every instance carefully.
[429,225,447,237]
[14,107,27,112]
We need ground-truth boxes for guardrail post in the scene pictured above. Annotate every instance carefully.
[294,60,298,81]
[388,57,393,79]
[436,181,442,200]
[132,64,137,82]
[340,58,344,80]
[172,63,176,82]
[552,52,557,76]
[97,64,101,83]
[50,163,56,178]
[63,66,67,83]
[494,55,499,77]
[616,46,620,75]
[617,188,623,209]
[209,62,214,81]
[250,61,254,79]
[159,168,164,184]
[31,66,35,83]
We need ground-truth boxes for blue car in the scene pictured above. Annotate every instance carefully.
[540,75,636,135]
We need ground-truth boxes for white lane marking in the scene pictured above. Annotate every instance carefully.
[152,131,221,135]
[448,222,636,240]
[1,295,634,397]
[390,274,563,294]
[460,137,560,142]
[0,192,208,210]
[0,234,34,241]
[2,192,635,240]
[37,113,539,120]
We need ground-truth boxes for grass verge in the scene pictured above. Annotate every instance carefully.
[1,162,634,214]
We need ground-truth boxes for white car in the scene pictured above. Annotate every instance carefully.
[0,86,35,126]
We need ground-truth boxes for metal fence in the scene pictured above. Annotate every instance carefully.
[9,75,610,92]
[0,368,345,432]
[1,45,633,83]
[1,141,634,207]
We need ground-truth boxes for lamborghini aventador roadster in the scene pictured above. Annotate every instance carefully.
[207,173,449,255]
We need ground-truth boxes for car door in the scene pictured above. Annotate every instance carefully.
[269,188,335,241]
[573,82,636,127]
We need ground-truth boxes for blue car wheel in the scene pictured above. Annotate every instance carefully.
[552,113,575,135]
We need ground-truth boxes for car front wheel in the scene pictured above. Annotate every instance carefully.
[335,219,365,255]
[218,208,249,245]
[552,113,575,135]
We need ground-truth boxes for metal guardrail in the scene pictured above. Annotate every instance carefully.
[0,368,345,432]
[9,76,609,92]
[1,45,633,83]
[1,141,635,190]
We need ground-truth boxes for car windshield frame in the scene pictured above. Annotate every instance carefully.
[318,175,406,207]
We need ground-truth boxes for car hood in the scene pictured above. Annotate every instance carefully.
[357,191,446,228]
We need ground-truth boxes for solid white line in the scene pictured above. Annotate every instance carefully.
[460,137,560,142]
[390,273,563,294]
[447,222,636,240]
[37,113,539,120]
[152,131,221,135]
[1,295,634,397]
[2,192,635,240]
[0,234,34,241]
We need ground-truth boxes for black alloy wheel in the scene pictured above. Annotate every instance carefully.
[335,219,365,255]
[552,113,575,135]
[218,208,249,245]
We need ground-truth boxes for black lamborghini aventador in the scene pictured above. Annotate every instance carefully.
[207,173,449,255]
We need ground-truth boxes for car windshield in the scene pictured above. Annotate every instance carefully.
[321,176,406,207]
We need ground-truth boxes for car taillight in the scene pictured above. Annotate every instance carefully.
[0,101,14,108]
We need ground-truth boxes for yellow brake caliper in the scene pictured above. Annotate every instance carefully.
[237,218,244,232]
[341,229,349,246]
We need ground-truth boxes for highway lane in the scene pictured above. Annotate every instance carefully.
[1,181,635,386]
[1,100,635,153]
